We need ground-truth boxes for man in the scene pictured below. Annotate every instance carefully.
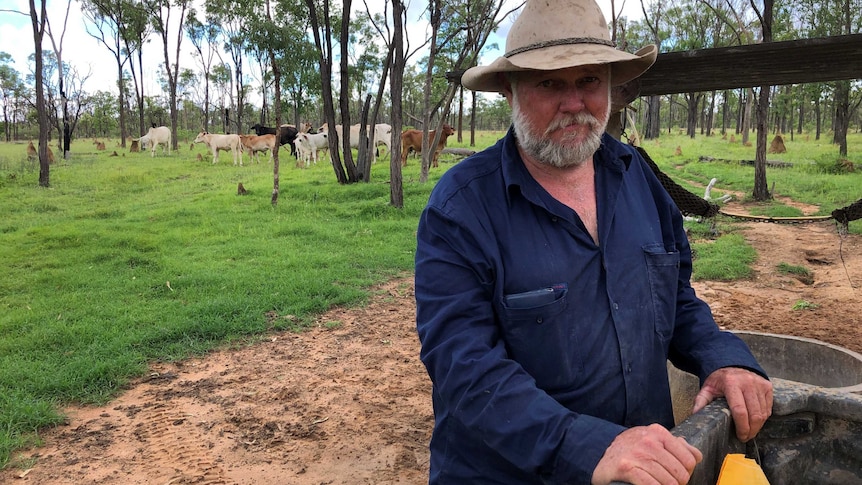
[413,0,773,484]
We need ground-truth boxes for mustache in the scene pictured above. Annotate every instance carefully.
[544,112,601,136]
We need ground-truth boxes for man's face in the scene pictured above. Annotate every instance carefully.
[505,65,611,168]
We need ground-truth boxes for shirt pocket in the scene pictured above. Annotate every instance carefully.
[642,244,680,341]
[498,286,578,390]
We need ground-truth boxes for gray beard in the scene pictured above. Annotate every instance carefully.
[511,96,609,169]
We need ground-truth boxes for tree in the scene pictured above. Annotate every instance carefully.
[184,11,219,131]
[205,1,247,134]
[795,0,862,156]
[389,0,406,207]
[29,0,51,186]
[44,0,74,160]
[0,52,25,141]
[115,0,150,136]
[146,0,190,150]
[638,0,668,140]
[305,0,356,184]
[414,0,520,182]
[28,50,92,151]
[82,0,131,146]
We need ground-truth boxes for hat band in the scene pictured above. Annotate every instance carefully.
[504,37,616,58]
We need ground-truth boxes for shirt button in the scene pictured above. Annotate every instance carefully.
[551,217,558,222]
[536,317,543,324]
[613,302,619,311]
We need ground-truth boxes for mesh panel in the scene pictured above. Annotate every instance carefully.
[636,145,862,226]
[635,146,720,218]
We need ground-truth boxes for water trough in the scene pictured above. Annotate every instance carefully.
[664,331,862,485]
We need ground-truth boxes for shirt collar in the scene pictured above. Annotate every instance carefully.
[500,127,634,205]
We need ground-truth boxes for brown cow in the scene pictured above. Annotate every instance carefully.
[400,124,455,168]
[26,141,37,161]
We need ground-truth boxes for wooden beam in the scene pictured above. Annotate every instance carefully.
[638,34,862,96]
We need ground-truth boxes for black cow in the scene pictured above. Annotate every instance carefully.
[250,123,299,157]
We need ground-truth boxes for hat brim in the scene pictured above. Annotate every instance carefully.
[462,44,657,92]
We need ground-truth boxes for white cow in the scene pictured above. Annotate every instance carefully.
[136,126,171,157]
[194,132,242,166]
[293,132,328,167]
[373,123,392,159]
[320,122,390,162]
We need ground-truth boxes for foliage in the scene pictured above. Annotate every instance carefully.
[791,299,819,310]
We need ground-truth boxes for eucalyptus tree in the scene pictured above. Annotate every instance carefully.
[267,5,318,129]
[206,0,248,134]
[185,11,219,132]
[0,52,25,141]
[82,0,133,146]
[389,0,406,207]
[415,0,520,182]
[636,0,671,139]
[305,0,357,184]
[85,89,119,137]
[43,0,74,159]
[117,0,150,136]
[211,63,232,133]
[748,0,775,201]
[28,0,51,186]
[145,0,190,149]
[27,50,91,156]
[795,0,862,156]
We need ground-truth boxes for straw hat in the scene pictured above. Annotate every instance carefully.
[462,0,657,92]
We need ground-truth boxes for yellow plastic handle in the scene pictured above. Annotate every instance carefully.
[716,454,770,485]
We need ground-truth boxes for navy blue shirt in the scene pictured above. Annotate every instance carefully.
[414,129,766,484]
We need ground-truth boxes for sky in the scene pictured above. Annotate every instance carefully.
[0,0,646,103]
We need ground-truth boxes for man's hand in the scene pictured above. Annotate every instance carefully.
[592,424,702,485]
[692,367,773,442]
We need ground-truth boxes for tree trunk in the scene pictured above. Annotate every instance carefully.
[419,0,441,183]
[30,0,50,187]
[752,85,770,201]
[814,96,821,140]
[266,0,281,206]
[338,0,358,182]
[389,0,405,208]
[645,95,660,139]
[833,80,850,156]
[741,88,752,144]
[685,93,698,138]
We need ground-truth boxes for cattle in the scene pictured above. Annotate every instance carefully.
[293,132,328,167]
[193,131,242,166]
[239,134,277,164]
[27,141,37,161]
[400,124,455,167]
[135,126,171,157]
[320,122,391,162]
[249,123,299,157]
[373,123,392,159]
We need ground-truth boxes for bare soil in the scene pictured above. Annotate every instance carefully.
[3,199,861,485]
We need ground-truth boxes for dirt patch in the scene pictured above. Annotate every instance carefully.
[3,202,861,484]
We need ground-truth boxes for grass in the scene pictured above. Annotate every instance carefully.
[1,128,860,469]
[777,262,813,278]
